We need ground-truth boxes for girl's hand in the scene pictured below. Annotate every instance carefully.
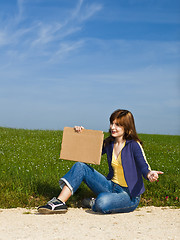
[147,170,164,182]
[74,126,84,133]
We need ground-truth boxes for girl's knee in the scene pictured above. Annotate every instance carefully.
[94,192,140,214]
[74,162,86,169]
[94,193,112,214]
[74,162,94,172]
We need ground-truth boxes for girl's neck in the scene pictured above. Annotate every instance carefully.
[114,136,125,145]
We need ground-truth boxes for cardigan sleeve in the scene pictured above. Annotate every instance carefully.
[132,141,151,180]
[101,140,107,155]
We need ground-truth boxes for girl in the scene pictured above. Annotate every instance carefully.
[38,109,163,214]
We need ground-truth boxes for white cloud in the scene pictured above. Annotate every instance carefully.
[0,0,103,61]
[70,0,84,21]
[16,0,25,23]
[49,40,85,62]
[31,22,63,46]
[78,3,103,22]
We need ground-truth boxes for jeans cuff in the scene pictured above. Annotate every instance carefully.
[59,178,74,195]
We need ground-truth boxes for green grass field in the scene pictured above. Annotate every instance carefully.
[0,127,179,208]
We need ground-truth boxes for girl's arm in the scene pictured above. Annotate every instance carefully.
[132,141,151,179]
[133,141,163,181]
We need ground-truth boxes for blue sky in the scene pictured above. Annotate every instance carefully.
[0,0,180,135]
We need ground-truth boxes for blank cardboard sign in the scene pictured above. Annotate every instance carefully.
[60,127,104,165]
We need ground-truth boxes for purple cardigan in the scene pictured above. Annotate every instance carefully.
[102,139,151,198]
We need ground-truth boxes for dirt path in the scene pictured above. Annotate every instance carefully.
[0,206,179,240]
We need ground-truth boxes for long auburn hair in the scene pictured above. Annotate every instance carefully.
[104,109,142,145]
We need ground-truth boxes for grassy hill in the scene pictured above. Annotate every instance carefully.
[0,127,179,208]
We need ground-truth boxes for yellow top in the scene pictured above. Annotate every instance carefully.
[111,142,128,187]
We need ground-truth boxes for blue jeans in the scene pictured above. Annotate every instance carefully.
[59,162,140,214]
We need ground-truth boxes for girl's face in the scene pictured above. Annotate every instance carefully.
[110,120,125,139]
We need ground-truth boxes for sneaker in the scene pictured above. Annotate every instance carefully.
[82,198,95,209]
[37,197,68,214]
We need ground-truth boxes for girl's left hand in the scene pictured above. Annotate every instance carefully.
[74,126,84,133]
[147,171,164,182]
